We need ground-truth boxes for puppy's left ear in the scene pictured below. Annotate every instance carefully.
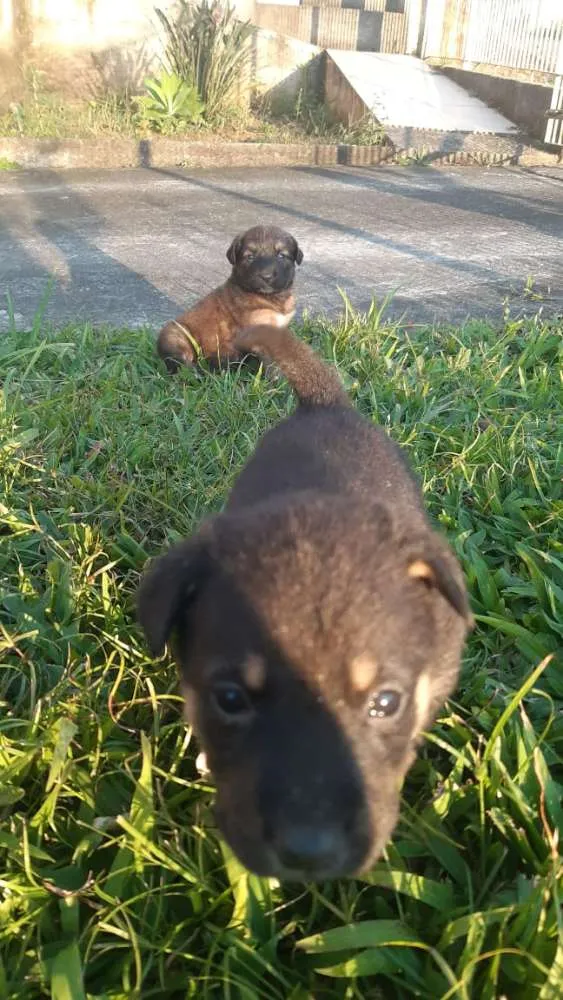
[292,239,304,266]
[226,235,242,266]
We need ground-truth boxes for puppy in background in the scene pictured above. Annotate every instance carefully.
[139,326,471,881]
[157,226,303,372]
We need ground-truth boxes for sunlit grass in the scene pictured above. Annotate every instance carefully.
[0,306,561,998]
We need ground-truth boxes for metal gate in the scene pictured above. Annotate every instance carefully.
[418,0,563,146]
[422,0,563,74]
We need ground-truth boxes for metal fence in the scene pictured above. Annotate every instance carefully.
[423,0,563,76]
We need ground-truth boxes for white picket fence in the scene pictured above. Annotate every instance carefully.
[466,0,562,74]
[423,0,563,75]
[421,0,563,144]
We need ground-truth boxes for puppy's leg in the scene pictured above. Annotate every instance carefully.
[157,320,196,374]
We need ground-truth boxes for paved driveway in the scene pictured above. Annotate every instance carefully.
[1,164,562,331]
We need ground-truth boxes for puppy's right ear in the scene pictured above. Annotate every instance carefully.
[137,537,211,658]
[226,235,242,266]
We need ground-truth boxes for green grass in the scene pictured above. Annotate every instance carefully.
[0,83,139,139]
[0,91,384,145]
[0,306,562,999]
[0,158,20,171]
[1,70,384,145]
[257,89,385,146]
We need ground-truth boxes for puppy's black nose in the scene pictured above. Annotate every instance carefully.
[275,825,344,874]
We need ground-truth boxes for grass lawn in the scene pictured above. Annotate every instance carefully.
[1,308,562,999]
[0,89,383,147]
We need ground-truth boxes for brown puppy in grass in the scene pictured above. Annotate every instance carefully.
[157,226,303,372]
[138,326,471,881]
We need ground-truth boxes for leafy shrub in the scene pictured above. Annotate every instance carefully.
[156,0,254,121]
[135,69,204,131]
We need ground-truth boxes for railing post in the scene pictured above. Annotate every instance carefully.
[419,0,447,61]
[405,0,426,56]
[545,31,563,145]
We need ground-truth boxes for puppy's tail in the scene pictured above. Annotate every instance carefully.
[236,325,349,408]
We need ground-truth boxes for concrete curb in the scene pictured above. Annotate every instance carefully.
[1,136,561,171]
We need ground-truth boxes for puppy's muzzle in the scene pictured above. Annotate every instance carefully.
[271,822,351,877]
[253,265,277,291]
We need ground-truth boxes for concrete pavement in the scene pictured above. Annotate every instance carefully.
[1,164,562,332]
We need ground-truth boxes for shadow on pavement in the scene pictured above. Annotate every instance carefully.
[2,168,180,331]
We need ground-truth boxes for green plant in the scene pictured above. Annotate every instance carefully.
[136,68,204,131]
[342,112,385,144]
[156,0,254,121]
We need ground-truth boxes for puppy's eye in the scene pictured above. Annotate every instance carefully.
[367,690,402,720]
[244,253,255,261]
[212,682,252,719]
[277,250,289,259]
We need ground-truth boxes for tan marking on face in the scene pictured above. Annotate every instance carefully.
[407,559,435,584]
[243,655,266,692]
[349,654,378,693]
[412,671,432,737]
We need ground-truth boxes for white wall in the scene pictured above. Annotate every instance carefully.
[0,0,257,101]
[1,0,256,50]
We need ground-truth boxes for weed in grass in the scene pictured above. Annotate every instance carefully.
[0,87,383,146]
[1,92,139,140]
[0,307,561,997]
[257,88,386,146]
[0,61,385,146]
